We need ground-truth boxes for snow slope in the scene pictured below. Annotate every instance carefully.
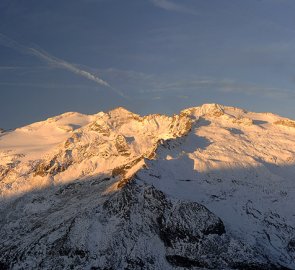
[0,104,295,269]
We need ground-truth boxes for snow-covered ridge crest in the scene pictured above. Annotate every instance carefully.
[1,103,294,194]
[0,106,193,199]
[0,103,295,199]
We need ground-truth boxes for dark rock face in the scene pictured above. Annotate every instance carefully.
[166,255,206,268]
[157,201,225,248]
[287,238,295,252]
[287,238,295,264]
[0,177,287,269]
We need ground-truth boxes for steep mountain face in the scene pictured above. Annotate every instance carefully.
[0,104,295,269]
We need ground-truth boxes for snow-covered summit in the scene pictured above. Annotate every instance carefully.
[0,104,295,269]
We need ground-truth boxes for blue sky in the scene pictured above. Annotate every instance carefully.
[0,0,295,129]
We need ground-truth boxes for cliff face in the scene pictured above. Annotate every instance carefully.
[0,104,295,269]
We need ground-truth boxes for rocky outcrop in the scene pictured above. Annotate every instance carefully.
[274,119,295,128]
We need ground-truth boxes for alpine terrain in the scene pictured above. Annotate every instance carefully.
[0,104,295,270]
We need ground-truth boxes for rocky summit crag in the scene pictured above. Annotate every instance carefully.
[0,104,295,269]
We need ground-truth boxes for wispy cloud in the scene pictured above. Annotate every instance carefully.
[209,79,295,100]
[150,0,197,15]
[147,77,295,100]
[0,81,102,89]
[0,33,111,88]
[101,68,295,100]
[0,65,49,70]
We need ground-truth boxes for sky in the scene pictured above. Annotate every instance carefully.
[0,0,295,129]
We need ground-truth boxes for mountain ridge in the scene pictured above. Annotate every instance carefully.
[0,103,295,269]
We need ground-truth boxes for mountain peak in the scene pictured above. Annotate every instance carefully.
[108,106,134,115]
[181,103,249,118]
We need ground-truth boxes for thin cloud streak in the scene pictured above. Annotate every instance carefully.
[0,81,104,89]
[0,66,49,70]
[147,78,295,100]
[0,33,111,89]
[102,68,295,100]
[150,0,197,15]
[29,47,110,88]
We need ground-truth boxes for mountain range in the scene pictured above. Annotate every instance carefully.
[0,103,295,269]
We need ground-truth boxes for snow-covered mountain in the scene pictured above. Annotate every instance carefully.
[0,104,295,269]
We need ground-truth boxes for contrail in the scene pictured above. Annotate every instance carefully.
[29,47,110,88]
[0,33,115,90]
